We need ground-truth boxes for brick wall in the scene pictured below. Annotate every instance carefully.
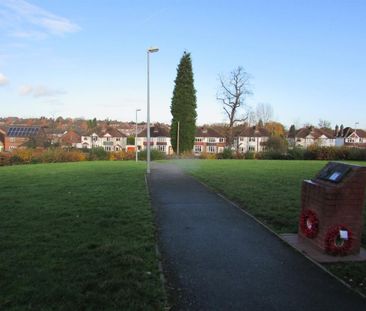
[299,165,366,255]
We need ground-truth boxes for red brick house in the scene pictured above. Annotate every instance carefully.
[4,126,48,151]
[60,130,82,147]
[194,127,226,154]
[0,127,5,152]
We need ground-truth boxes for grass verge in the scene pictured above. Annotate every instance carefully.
[175,159,366,296]
[0,161,164,310]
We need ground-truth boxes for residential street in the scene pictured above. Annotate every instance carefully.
[149,162,366,311]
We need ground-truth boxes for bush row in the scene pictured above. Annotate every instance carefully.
[0,148,167,166]
[198,146,366,161]
[1,146,365,166]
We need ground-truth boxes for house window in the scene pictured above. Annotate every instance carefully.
[194,145,202,153]
[106,137,111,141]
[83,137,88,141]
[239,137,244,142]
[195,137,203,142]
[248,146,255,151]
[208,138,216,143]
[219,138,225,143]
[157,137,166,142]
[116,138,120,141]
[92,136,97,142]
[10,137,16,142]
[105,146,111,151]
[249,137,255,142]
[158,145,166,152]
[207,146,216,153]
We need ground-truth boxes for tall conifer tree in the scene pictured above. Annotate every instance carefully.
[170,52,197,154]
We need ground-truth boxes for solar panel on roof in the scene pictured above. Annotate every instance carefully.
[6,126,41,137]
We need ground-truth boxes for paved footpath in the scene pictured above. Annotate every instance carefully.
[148,162,366,311]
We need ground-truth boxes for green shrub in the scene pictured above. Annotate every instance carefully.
[221,148,233,159]
[88,147,108,160]
[0,152,12,166]
[244,151,255,159]
[261,151,286,160]
[287,148,305,160]
[199,152,217,160]
[138,149,166,161]
[347,148,366,161]
[9,154,24,165]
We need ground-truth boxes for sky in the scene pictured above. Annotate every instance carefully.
[0,0,365,129]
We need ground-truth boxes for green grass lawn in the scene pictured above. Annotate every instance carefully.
[0,161,164,311]
[175,159,366,296]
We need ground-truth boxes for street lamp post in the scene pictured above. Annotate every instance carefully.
[135,109,141,162]
[177,121,180,157]
[355,122,359,147]
[147,47,159,174]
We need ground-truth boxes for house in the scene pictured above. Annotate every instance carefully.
[60,130,82,148]
[80,127,127,151]
[4,126,48,151]
[0,127,5,152]
[193,127,226,154]
[118,123,145,137]
[136,124,173,155]
[287,127,335,148]
[336,127,366,148]
[233,126,270,153]
[45,128,66,145]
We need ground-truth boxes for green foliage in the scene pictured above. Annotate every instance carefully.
[88,147,108,160]
[170,52,197,154]
[244,151,256,159]
[303,146,366,161]
[220,148,233,159]
[87,117,97,129]
[127,136,135,145]
[287,147,305,160]
[0,162,164,309]
[198,152,217,160]
[138,149,166,161]
[289,124,296,138]
[266,136,288,153]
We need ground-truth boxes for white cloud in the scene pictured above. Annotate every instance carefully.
[19,84,32,95]
[19,84,66,97]
[0,0,80,37]
[0,73,9,85]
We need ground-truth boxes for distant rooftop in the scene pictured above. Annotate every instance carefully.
[7,126,41,137]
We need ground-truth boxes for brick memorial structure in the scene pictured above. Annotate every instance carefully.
[298,162,366,257]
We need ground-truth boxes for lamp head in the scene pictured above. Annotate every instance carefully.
[148,47,159,53]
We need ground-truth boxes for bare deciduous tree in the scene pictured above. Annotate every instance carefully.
[217,66,252,145]
[256,102,273,124]
[318,119,332,129]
